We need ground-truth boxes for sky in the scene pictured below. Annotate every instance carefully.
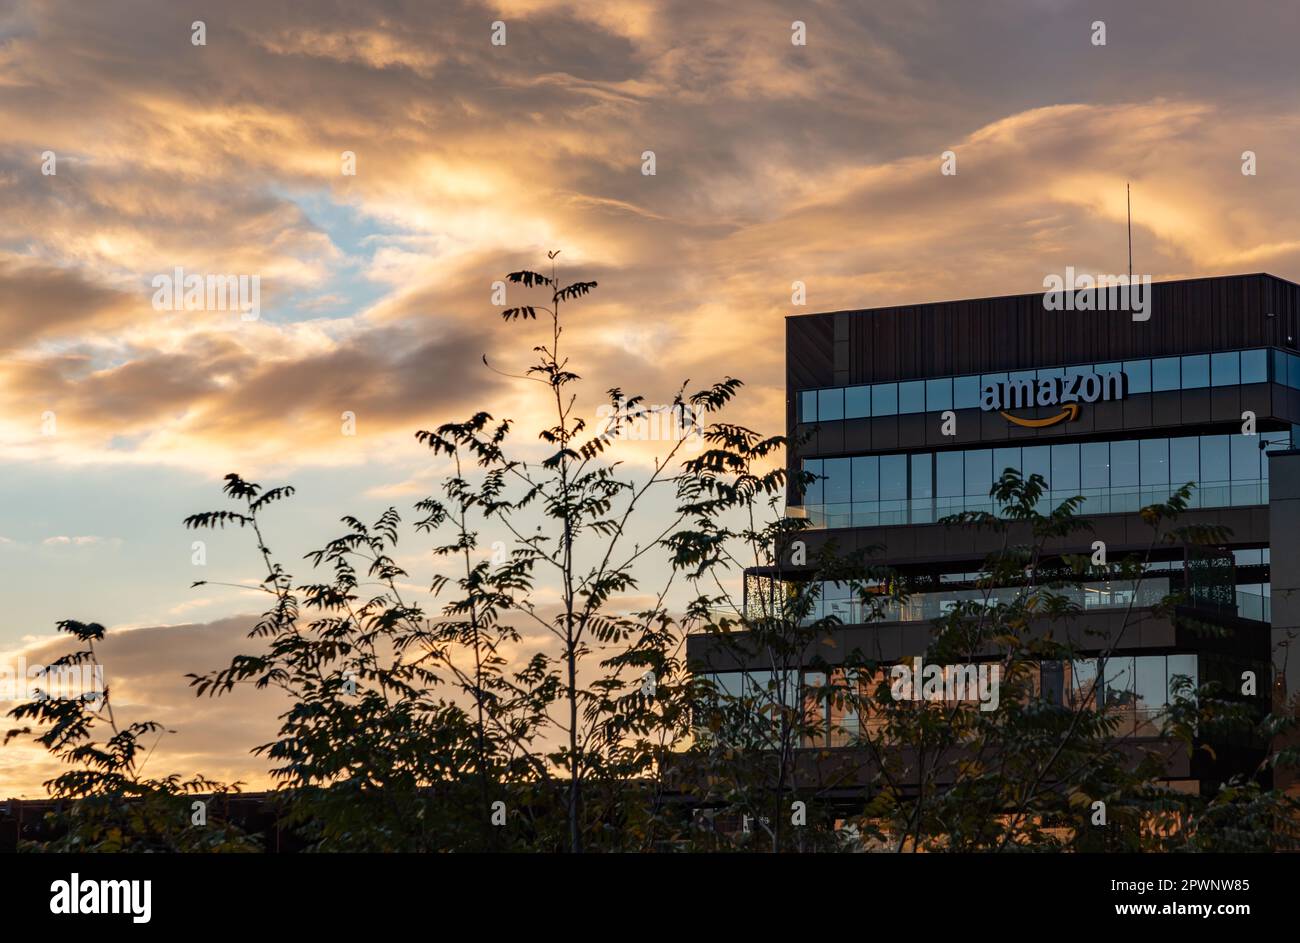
[3,0,1300,795]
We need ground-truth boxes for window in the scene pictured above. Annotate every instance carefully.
[1241,349,1267,384]
[803,459,823,503]
[1110,440,1139,487]
[1101,657,1136,711]
[911,454,933,498]
[1200,435,1229,483]
[819,388,844,421]
[911,454,933,523]
[926,378,952,412]
[1081,442,1110,489]
[1123,359,1151,394]
[1022,446,1051,487]
[1152,357,1180,391]
[898,380,925,414]
[1181,354,1210,389]
[1211,351,1240,387]
[1140,438,1169,486]
[823,457,851,504]
[879,454,908,501]
[800,390,817,423]
[993,447,1021,482]
[937,451,963,497]
[852,456,878,502]
[1166,654,1198,702]
[953,375,980,409]
[1051,443,1080,492]
[845,385,871,419]
[981,373,1008,396]
[1169,437,1198,488]
[1230,433,1260,481]
[872,383,898,416]
[964,449,993,496]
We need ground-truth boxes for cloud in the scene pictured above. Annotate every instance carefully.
[1,616,280,797]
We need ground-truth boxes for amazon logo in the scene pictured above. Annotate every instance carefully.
[981,370,1127,427]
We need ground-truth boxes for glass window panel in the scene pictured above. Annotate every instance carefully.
[1262,430,1291,452]
[1167,654,1198,702]
[1081,442,1110,489]
[1181,354,1209,389]
[1101,656,1136,710]
[1022,446,1051,487]
[718,672,747,702]
[823,457,851,504]
[925,378,952,412]
[803,459,823,503]
[964,448,993,496]
[1110,440,1138,487]
[1200,435,1230,483]
[1290,353,1300,389]
[844,385,871,419]
[1231,433,1260,481]
[980,373,1008,394]
[1152,357,1180,391]
[1123,359,1151,394]
[1040,661,1066,707]
[1211,351,1240,387]
[1135,656,1166,711]
[953,375,980,409]
[851,456,878,502]
[937,451,963,497]
[993,447,1022,482]
[1140,438,1169,486]
[1241,349,1267,384]
[872,383,898,416]
[818,388,844,421]
[1070,659,1099,711]
[1169,437,1198,487]
[879,454,907,500]
[911,454,933,498]
[1273,349,1288,386]
[1051,443,1080,492]
[800,390,818,423]
[1064,363,1091,377]
[898,380,925,414]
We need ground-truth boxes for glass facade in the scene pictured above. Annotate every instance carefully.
[699,654,1200,748]
[804,577,1170,626]
[797,347,1273,422]
[801,431,1291,528]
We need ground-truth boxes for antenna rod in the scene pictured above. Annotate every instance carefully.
[1127,182,1133,281]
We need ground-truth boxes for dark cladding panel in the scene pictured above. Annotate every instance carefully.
[803,274,1300,385]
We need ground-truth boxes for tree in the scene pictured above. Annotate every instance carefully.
[4,619,257,852]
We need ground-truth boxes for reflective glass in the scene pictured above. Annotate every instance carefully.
[1181,354,1209,389]
[1152,357,1180,391]
[872,383,897,416]
[899,380,925,414]
[1123,360,1151,393]
[925,378,952,412]
[845,385,871,419]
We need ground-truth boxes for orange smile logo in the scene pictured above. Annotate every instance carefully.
[999,403,1080,428]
